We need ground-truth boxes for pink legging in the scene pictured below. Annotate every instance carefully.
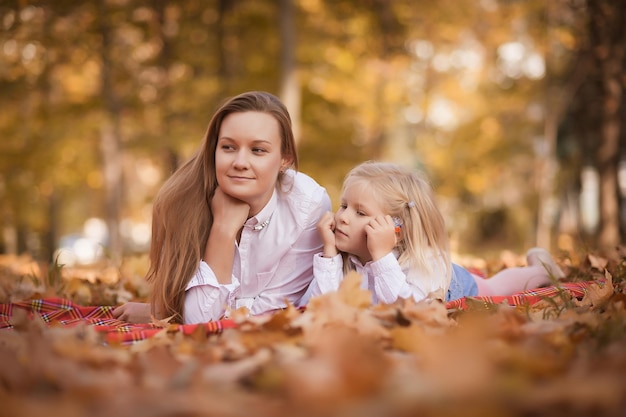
[472,266,554,297]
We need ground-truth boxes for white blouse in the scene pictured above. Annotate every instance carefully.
[304,249,449,305]
[183,170,331,324]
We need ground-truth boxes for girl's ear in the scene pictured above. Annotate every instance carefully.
[393,217,405,244]
[392,217,403,233]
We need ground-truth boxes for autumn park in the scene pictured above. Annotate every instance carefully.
[1,1,626,416]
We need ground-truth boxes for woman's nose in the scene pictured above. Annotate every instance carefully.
[233,150,249,168]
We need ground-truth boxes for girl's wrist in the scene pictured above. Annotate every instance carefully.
[371,249,392,262]
[322,246,338,258]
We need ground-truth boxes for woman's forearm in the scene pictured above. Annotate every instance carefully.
[203,225,238,284]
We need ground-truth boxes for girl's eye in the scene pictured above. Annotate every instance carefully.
[357,211,367,216]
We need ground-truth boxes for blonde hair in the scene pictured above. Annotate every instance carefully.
[342,161,451,285]
[148,91,298,322]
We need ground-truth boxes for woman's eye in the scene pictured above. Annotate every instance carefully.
[221,144,234,151]
[252,148,267,154]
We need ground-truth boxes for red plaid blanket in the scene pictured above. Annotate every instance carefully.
[0,280,604,345]
[444,279,603,310]
[0,298,237,345]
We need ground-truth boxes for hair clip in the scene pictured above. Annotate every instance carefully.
[392,217,403,233]
[407,201,416,208]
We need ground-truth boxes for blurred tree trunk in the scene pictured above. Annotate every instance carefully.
[537,3,590,250]
[587,0,624,249]
[620,100,626,241]
[279,0,301,142]
[40,5,58,263]
[367,0,399,159]
[98,0,124,264]
[217,0,235,95]
[154,0,179,174]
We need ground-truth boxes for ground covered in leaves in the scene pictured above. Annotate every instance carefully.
[0,249,626,417]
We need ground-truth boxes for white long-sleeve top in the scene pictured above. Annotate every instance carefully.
[304,249,449,305]
[183,170,331,324]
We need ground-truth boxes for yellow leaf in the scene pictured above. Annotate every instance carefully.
[151,314,176,328]
[389,324,427,353]
[574,271,614,309]
[337,271,372,308]
[588,254,609,271]
[65,278,93,305]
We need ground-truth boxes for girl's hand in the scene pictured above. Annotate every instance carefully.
[365,215,397,261]
[211,186,250,235]
[317,211,338,257]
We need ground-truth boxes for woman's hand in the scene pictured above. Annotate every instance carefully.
[365,215,397,261]
[204,186,250,284]
[211,186,250,234]
[112,302,152,323]
[317,211,338,257]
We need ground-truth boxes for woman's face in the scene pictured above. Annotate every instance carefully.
[215,111,288,215]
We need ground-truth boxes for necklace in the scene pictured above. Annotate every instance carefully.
[252,214,272,231]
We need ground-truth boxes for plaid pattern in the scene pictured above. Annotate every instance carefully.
[444,279,605,310]
[0,297,237,346]
[0,280,604,345]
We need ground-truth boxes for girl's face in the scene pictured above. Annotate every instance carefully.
[215,111,289,215]
[334,181,387,263]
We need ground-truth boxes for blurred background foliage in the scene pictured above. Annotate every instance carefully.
[0,0,624,267]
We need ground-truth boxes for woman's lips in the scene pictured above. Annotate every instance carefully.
[228,175,254,181]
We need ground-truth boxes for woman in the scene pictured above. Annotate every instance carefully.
[114,91,331,324]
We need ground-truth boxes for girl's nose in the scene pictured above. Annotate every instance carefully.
[336,210,349,224]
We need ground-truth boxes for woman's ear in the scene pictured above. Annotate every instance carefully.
[281,156,294,171]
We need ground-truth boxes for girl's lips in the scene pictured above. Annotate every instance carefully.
[335,229,348,238]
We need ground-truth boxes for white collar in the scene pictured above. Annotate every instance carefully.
[243,188,277,231]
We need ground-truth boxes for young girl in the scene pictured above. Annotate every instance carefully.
[114,91,331,324]
[304,161,564,305]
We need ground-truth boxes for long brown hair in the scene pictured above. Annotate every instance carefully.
[147,91,299,322]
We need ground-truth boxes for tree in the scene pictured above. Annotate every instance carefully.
[554,0,625,251]
[279,0,300,142]
[586,0,624,249]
